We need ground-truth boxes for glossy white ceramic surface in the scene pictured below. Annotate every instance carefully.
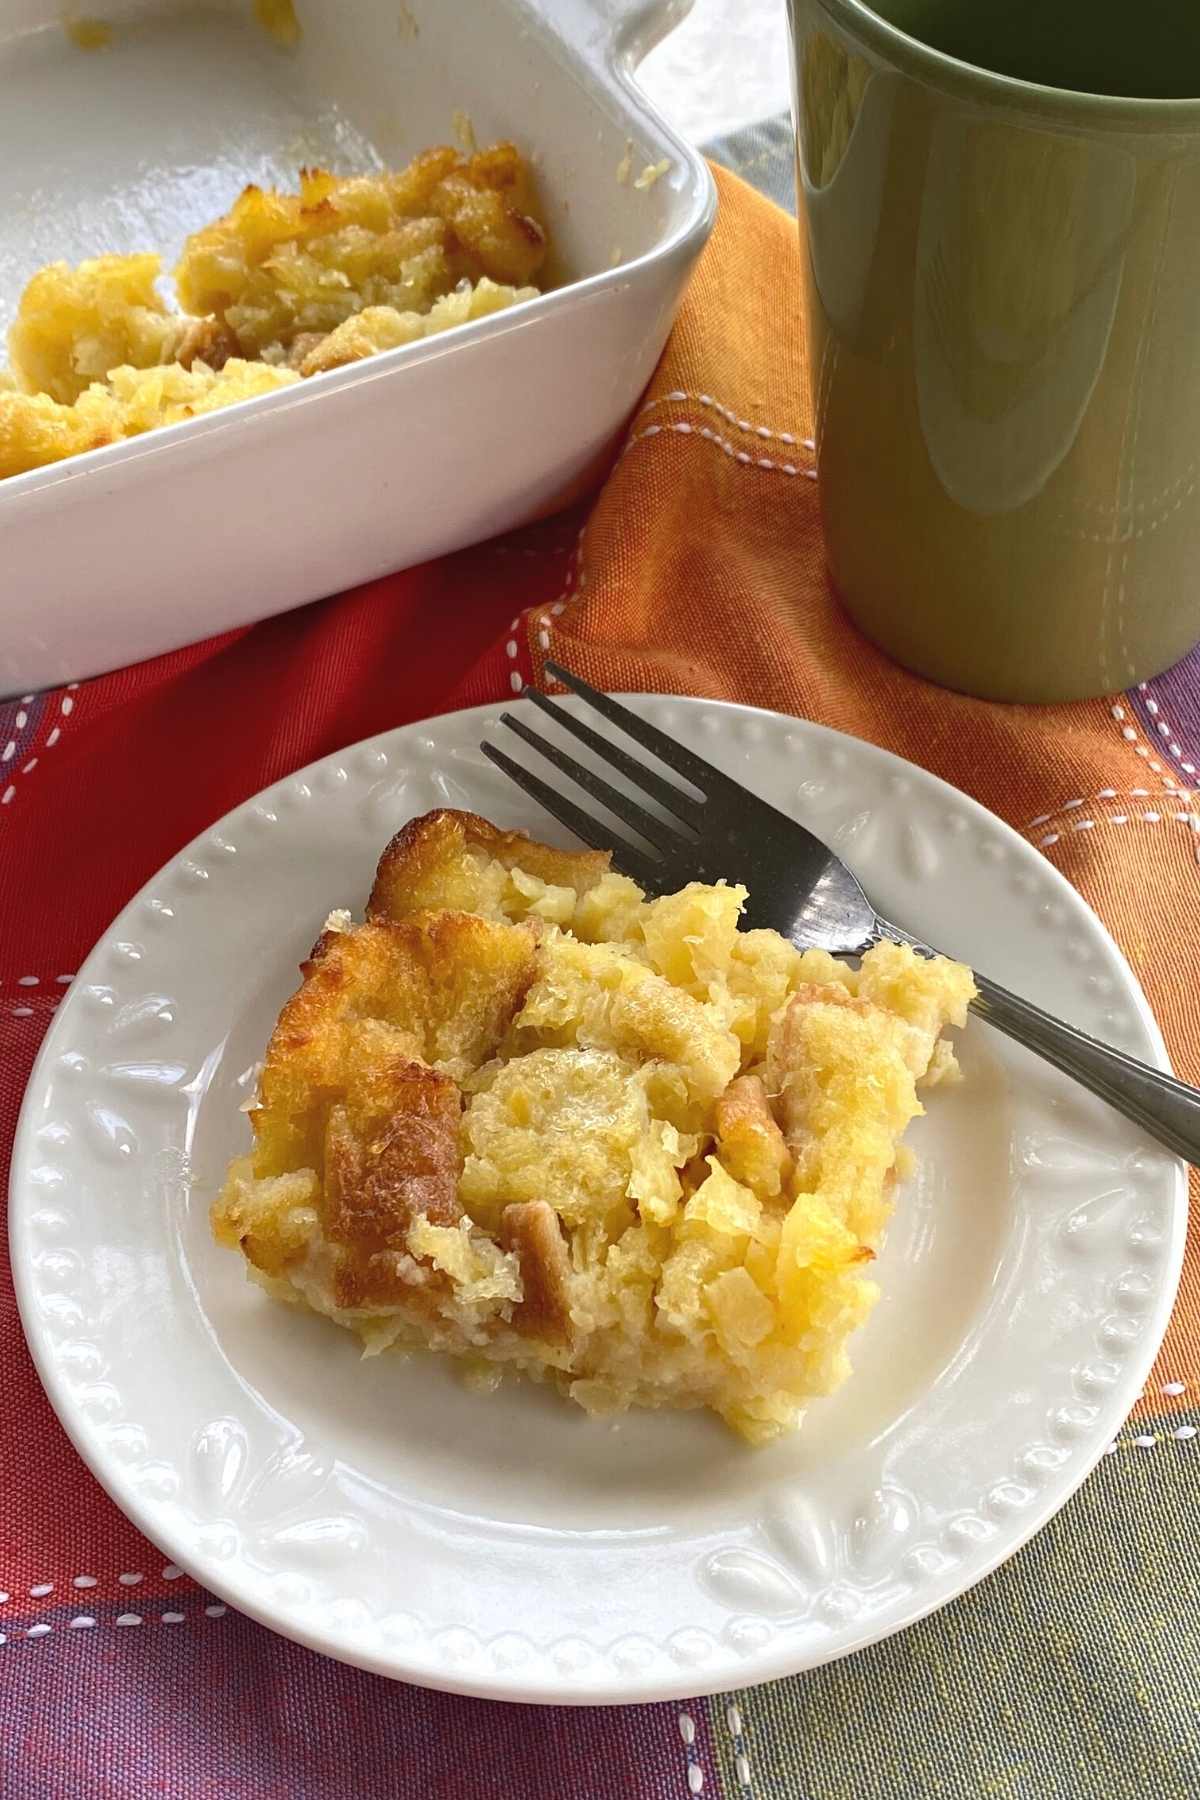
[0,0,715,695]
[10,698,1186,1703]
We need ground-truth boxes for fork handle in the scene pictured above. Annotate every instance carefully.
[876,920,1200,1166]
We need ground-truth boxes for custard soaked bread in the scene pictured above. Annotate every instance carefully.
[214,811,974,1442]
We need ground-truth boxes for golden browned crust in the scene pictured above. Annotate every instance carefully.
[250,910,538,1173]
[715,1074,791,1197]
[368,808,610,923]
[427,143,547,287]
[234,908,541,1311]
[498,1200,574,1343]
[175,145,547,358]
[325,1070,462,1249]
[325,1065,462,1309]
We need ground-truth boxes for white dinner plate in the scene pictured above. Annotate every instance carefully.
[10,697,1186,1704]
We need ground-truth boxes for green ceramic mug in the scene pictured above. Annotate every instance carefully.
[787,0,1200,701]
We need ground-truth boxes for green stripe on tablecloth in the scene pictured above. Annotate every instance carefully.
[708,1409,1200,1800]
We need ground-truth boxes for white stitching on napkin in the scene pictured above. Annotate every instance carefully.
[621,419,817,479]
[677,1712,704,1793]
[1108,695,1200,863]
[1,1607,230,1643]
[638,389,808,448]
[525,522,589,664]
[7,974,73,1021]
[1107,1426,1196,1452]
[1035,811,1200,850]
[1113,1427,1197,1448]
[1138,683,1196,775]
[1109,702,1189,790]
[1,683,80,814]
[1027,788,1193,829]
[724,1702,757,1793]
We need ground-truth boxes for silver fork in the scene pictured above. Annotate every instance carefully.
[481,662,1200,1166]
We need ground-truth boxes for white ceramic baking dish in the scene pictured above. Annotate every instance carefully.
[0,0,715,696]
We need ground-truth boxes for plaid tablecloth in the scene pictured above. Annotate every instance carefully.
[2,130,1198,1800]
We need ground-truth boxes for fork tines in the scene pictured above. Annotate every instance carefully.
[480,661,732,887]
